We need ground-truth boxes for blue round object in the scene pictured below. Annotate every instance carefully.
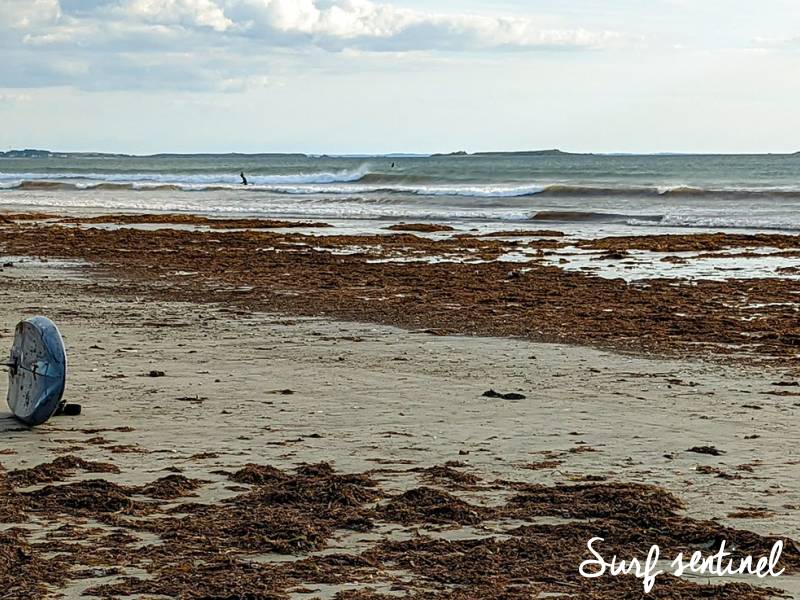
[6,316,67,426]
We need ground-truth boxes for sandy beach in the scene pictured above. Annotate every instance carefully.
[6,0,800,594]
[1,214,799,599]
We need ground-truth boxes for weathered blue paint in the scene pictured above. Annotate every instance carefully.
[6,317,67,426]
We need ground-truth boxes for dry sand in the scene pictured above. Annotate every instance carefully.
[1,257,799,598]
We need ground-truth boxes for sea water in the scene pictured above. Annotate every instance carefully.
[2,152,800,236]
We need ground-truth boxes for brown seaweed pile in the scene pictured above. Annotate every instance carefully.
[1,454,797,599]
[385,223,457,233]
[479,229,566,237]
[578,232,800,252]
[56,213,333,229]
[6,454,120,487]
[1,223,798,366]
[378,486,489,525]
[0,529,70,598]
[415,463,482,488]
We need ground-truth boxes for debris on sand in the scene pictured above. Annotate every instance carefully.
[579,232,800,253]
[108,444,150,454]
[79,426,135,434]
[3,224,800,365]
[23,479,147,517]
[0,470,25,523]
[60,403,82,416]
[379,487,489,525]
[416,464,481,488]
[480,229,566,238]
[727,507,776,519]
[267,388,295,395]
[359,531,785,599]
[523,460,563,471]
[594,250,631,261]
[482,389,526,400]
[132,475,207,500]
[385,223,456,233]
[0,459,796,599]
[57,213,333,229]
[175,395,206,404]
[227,464,290,485]
[188,452,219,460]
[687,445,725,456]
[6,455,119,488]
[506,482,685,520]
[0,529,67,598]
[696,465,742,480]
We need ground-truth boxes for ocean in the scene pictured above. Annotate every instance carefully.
[2,152,800,235]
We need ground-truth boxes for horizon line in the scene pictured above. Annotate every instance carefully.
[3,148,799,158]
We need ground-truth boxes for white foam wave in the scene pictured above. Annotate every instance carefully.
[0,165,372,186]
[0,192,534,221]
[627,214,800,232]
[0,177,547,198]
[411,184,546,198]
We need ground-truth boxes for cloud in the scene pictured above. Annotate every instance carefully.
[0,0,62,29]
[752,35,800,50]
[124,0,233,32]
[155,0,632,51]
[8,0,634,52]
[0,92,32,105]
[0,0,638,92]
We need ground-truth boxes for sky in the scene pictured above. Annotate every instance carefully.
[1,0,800,154]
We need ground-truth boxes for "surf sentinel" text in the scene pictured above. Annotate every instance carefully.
[579,537,785,593]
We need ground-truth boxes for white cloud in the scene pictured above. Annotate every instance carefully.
[0,92,32,104]
[0,0,62,29]
[27,0,635,52]
[250,0,321,33]
[752,35,800,50]
[0,0,638,93]
[224,0,631,51]
[124,0,233,32]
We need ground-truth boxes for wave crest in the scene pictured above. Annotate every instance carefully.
[4,170,800,201]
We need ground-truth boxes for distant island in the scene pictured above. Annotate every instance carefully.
[3,148,798,159]
[432,151,469,157]
[0,148,57,158]
[474,149,581,157]
[432,149,581,157]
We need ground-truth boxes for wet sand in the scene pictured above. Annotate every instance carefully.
[1,215,799,598]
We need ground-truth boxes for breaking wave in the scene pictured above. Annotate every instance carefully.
[640,214,800,232]
[532,211,663,223]
[532,211,800,231]
[0,166,371,187]
[4,171,800,200]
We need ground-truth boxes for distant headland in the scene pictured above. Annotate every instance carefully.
[0,149,60,158]
[2,148,799,158]
[432,149,580,157]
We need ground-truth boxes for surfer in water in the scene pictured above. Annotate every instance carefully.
[240,171,248,185]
